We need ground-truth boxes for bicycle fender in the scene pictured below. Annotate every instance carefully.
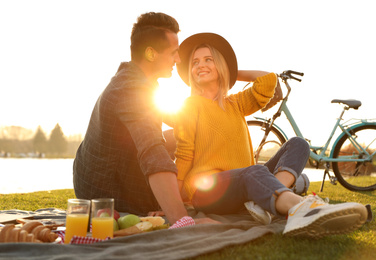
[329,122,376,158]
[250,117,289,140]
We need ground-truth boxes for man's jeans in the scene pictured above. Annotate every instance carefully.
[191,137,310,217]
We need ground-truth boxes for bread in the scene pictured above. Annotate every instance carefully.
[37,227,58,242]
[0,222,58,243]
[19,230,28,242]
[140,216,165,227]
[31,225,45,238]
[9,227,21,242]
[20,221,43,233]
[0,224,15,242]
[0,224,40,243]
[113,225,142,237]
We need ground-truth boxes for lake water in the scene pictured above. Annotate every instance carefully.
[0,158,74,194]
[0,158,326,194]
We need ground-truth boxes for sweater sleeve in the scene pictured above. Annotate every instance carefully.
[234,73,278,116]
[173,98,198,181]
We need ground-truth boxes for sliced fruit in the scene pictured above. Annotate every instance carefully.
[135,221,153,231]
[140,216,165,227]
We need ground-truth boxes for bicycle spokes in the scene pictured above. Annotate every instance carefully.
[332,125,376,191]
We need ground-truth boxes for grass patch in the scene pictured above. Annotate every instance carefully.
[0,189,75,211]
[0,182,375,259]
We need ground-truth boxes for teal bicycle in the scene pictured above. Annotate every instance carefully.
[247,70,376,192]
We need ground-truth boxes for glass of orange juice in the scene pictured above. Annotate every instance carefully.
[91,198,114,239]
[64,199,90,244]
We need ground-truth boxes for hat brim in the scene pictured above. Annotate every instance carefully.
[177,33,238,89]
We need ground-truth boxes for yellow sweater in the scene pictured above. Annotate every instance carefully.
[174,73,278,199]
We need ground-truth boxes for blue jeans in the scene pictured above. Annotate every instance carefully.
[191,137,310,217]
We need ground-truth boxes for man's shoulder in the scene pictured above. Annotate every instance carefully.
[115,62,137,73]
[110,62,148,89]
[114,62,143,79]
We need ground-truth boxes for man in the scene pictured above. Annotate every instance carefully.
[73,12,215,227]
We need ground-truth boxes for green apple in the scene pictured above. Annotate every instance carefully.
[117,214,141,230]
[99,212,110,218]
[113,218,119,231]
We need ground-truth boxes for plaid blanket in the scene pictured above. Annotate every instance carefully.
[0,208,286,260]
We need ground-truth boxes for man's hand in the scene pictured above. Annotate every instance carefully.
[194,218,221,225]
[148,211,165,217]
[169,216,221,229]
[148,172,188,225]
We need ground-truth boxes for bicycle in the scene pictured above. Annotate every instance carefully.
[246,70,376,192]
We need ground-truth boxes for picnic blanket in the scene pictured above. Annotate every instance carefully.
[0,208,286,260]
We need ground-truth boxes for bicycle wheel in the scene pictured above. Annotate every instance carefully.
[247,120,287,164]
[332,124,376,191]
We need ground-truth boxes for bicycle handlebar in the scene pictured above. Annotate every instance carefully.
[278,70,304,82]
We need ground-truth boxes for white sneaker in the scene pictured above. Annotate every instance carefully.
[244,201,272,225]
[283,194,368,238]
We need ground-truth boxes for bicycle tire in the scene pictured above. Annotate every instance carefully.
[332,124,376,191]
[247,120,287,164]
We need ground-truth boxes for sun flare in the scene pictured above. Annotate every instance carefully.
[195,175,216,192]
[155,74,190,113]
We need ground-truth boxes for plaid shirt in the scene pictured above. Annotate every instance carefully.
[73,62,178,215]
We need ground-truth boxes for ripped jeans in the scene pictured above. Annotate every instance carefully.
[191,137,310,217]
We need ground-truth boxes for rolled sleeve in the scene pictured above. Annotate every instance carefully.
[115,78,177,177]
[234,72,278,116]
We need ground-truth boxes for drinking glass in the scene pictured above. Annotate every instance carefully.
[64,199,90,244]
[91,198,114,239]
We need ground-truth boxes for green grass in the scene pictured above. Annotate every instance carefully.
[1,183,375,259]
[0,189,75,211]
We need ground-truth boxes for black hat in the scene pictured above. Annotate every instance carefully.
[177,33,238,89]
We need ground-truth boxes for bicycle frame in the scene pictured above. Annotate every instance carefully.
[253,84,376,165]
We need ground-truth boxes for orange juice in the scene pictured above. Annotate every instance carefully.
[91,217,113,239]
[64,214,89,244]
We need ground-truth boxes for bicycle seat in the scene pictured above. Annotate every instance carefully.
[331,99,362,109]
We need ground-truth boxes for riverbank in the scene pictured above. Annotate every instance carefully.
[1,158,329,194]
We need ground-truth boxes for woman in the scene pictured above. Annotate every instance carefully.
[170,33,367,237]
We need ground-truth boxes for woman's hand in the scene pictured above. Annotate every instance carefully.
[148,211,165,217]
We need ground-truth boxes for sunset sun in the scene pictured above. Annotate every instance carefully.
[155,74,190,113]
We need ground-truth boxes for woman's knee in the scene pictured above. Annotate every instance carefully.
[288,136,308,148]
[288,137,310,156]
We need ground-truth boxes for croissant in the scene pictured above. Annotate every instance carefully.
[0,224,41,243]
[21,221,58,242]
[0,222,58,243]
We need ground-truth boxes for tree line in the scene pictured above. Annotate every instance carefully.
[0,124,82,158]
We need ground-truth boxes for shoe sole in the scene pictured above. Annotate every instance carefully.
[247,210,271,225]
[284,207,367,238]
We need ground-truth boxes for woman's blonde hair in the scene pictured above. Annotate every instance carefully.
[188,44,230,110]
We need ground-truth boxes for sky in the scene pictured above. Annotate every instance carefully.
[1,0,375,146]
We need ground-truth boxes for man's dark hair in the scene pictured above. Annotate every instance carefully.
[131,12,180,61]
